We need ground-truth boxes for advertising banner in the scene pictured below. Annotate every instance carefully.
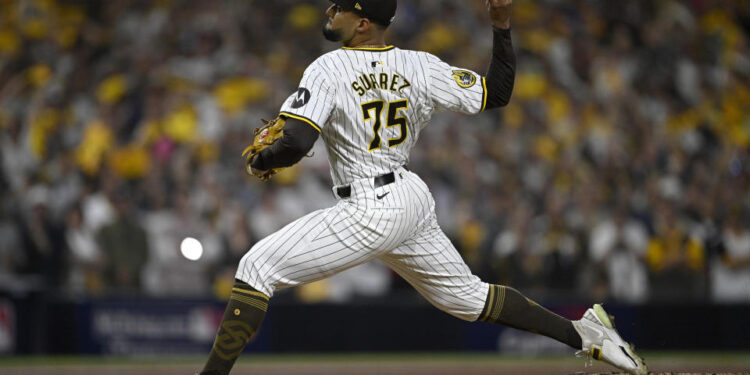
[78,300,249,355]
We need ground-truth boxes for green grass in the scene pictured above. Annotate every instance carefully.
[0,351,748,367]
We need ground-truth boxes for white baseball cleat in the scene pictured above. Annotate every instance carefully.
[572,304,648,375]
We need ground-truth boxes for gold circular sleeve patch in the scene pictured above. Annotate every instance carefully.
[452,70,477,88]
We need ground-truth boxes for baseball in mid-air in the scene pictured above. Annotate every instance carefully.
[181,237,204,261]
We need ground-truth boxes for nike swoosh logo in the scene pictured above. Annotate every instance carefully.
[619,346,638,367]
[377,192,390,200]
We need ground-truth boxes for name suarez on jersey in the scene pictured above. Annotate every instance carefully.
[351,73,411,96]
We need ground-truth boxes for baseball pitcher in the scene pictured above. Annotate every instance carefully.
[199,1,647,374]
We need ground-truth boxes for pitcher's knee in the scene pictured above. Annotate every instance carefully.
[426,280,490,322]
[235,251,275,298]
[443,306,483,322]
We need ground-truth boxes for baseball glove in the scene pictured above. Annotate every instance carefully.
[241,116,286,181]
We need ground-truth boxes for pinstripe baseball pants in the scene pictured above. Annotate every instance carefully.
[236,167,489,321]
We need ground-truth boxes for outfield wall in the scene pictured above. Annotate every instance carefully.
[2,294,749,355]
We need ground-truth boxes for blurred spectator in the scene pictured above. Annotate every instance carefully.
[711,210,750,303]
[64,203,104,295]
[491,200,531,288]
[18,185,66,290]
[0,116,37,194]
[0,200,23,289]
[141,190,221,297]
[589,208,650,303]
[96,188,148,293]
[645,203,706,302]
[534,196,584,293]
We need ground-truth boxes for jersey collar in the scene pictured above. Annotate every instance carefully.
[341,45,395,52]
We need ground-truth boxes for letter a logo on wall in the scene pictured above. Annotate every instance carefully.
[291,87,311,109]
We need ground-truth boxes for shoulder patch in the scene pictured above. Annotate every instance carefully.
[452,70,476,88]
[291,87,311,109]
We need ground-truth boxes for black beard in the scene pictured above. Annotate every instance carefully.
[322,25,343,42]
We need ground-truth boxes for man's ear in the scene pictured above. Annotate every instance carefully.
[356,17,372,32]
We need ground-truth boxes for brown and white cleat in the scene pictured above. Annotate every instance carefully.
[572,304,648,375]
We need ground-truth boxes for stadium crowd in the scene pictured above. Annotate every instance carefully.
[1,0,749,305]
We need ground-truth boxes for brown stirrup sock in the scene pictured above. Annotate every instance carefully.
[200,280,269,375]
[478,285,583,349]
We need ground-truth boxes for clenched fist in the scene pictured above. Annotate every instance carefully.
[486,0,512,29]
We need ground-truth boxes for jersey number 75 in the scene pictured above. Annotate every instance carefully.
[361,100,409,151]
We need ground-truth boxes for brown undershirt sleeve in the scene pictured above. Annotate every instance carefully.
[484,27,516,110]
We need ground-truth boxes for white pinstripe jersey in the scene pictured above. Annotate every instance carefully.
[279,45,487,186]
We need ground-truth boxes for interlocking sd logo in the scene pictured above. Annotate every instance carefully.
[215,320,254,360]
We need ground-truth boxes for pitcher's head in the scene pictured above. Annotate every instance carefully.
[323,0,397,43]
